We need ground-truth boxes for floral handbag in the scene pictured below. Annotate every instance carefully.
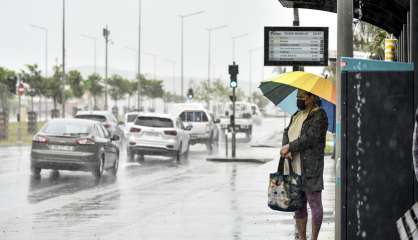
[268,157,304,212]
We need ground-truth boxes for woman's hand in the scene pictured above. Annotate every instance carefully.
[280,144,290,157]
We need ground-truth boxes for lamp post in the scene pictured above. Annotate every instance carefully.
[81,34,98,73]
[179,10,205,98]
[137,0,143,110]
[61,0,66,118]
[232,33,248,62]
[103,25,111,110]
[206,25,228,87]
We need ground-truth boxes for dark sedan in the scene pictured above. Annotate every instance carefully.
[30,119,120,179]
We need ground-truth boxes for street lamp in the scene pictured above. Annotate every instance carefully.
[103,25,111,110]
[248,47,263,100]
[80,34,98,73]
[61,0,66,118]
[232,33,248,62]
[138,0,143,110]
[179,10,205,98]
[206,25,228,87]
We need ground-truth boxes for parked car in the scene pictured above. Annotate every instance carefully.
[127,113,191,162]
[123,111,141,139]
[220,101,253,139]
[30,119,120,179]
[74,111,124,146]
[175,104,219,151]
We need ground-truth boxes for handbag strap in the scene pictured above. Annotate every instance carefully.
[277,157,295,175]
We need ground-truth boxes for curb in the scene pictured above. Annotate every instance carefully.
[0,144,30,148]
[206,157,273,164]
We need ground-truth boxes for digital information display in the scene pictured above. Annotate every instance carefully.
[264,27,329,66]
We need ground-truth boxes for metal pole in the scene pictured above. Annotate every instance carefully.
[18,92,21,143]
[232,38,236,62]
[403,24,408,62]
[293,8,301,72]
[225,130,229,157]
[232,86,236,158]
[249,49,252,99]
[62,0,66,118]
[408,11,411,63]
[104,25,109,110]
[138,0,142,110]
[336,0,353,240]
[181,16,184,98]
[411,0,418,203]
[208,30,212,86]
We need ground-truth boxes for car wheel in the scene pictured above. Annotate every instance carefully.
[206,135,214,152]
[31,166,41,178]
[127,149,135,162]
[183,143,189,160]
[93,155,104,179]
[111,153,119,176]
[176,143,182,162]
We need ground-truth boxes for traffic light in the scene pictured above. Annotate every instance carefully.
[187,88,194,100]
[229,62,239,88]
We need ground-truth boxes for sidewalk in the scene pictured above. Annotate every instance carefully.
[110,154,336,240]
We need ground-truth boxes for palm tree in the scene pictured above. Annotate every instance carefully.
[354,21,389,60]
[85,73,103,110]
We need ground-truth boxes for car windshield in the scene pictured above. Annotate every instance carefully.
[180,111,208,122]
[75,114,106,122]
[135,117,173,128]
[42,121,91,136]
[127,114,138,123]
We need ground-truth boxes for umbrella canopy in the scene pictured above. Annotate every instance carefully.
[278,90,336,133]
[259,71,336,105]
[259,71,336,133]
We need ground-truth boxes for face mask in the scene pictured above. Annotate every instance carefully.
[297,99,306,110]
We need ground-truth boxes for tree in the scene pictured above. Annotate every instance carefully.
[85,73,103,109]
[354,21,389,60]
[67,70,84,99]
[44,65,65,110]
[0,67,17,112]
[125,80,138,110]
[20,64,43,111]
[108,74,129,107]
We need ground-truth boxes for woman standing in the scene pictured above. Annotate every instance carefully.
[280,89,328,240]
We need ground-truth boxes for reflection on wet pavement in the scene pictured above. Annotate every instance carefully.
[0,118,335,239]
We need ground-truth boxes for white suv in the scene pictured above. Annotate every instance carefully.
[176,105,219,151]
[127,113,191,162]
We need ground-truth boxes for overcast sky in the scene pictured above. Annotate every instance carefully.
[0,0,337,95]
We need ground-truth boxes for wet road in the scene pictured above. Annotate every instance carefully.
[0,118,291,240]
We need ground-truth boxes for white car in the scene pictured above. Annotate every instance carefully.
[174,104,219,151]
[123,111,141,139]
[127,113,191,162]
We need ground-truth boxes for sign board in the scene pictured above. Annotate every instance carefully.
[17,82,24,96]
[264,26,328,66]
